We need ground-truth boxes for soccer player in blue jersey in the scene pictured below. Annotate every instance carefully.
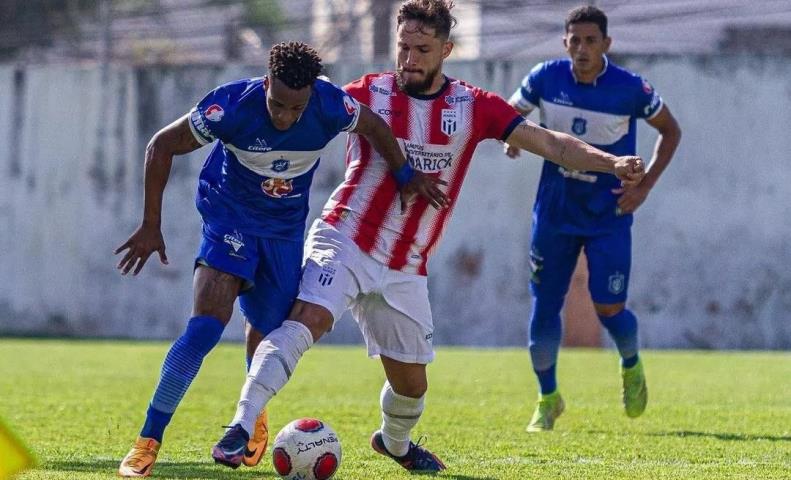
[115,42,447,477]
[505,5,682,431]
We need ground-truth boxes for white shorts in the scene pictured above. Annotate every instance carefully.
[298,219,435,364]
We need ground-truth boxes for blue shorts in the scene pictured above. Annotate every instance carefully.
[529,223,631,305]
[196,222,303,336]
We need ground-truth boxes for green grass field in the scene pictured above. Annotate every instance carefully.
[0,339,788,479]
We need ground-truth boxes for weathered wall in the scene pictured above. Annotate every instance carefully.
[1,56,789,349]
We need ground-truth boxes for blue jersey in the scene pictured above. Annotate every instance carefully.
[510,56,663,235]
[188,77,360,240]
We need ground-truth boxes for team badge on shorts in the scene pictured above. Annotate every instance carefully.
[608,272,625,295]
[318,265,336,286]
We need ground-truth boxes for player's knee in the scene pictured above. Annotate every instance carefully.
[594,302,625,318]
[390,377,427,398]
[288,300,333,342]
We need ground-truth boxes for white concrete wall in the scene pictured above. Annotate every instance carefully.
[1,56,789,349]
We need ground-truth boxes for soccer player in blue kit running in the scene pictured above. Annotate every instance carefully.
[115,41,447,477]
[504,5,682,431]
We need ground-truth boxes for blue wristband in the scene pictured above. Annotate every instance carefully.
[393,162,416,188]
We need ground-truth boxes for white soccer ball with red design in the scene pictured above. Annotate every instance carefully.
[271,418,341,480]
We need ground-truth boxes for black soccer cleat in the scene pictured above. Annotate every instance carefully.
[370,430,446,472]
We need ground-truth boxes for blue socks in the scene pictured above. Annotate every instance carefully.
[598,309,639,368]
[534,364,557,395]
[140,315,225,442]
[528,296,564,395]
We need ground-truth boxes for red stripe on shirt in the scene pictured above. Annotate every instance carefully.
[353,79,408,253]
[417,134,478,275]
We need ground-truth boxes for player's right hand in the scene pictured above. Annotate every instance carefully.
[503,142,521,159]
[114,222,169,275]
[613,155,645,188]
[400,170,449,213]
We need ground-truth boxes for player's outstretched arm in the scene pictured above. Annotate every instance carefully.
[614,105,682,214]
[352,105,449,211]
[504,119,645,186]
[114,114,203,275]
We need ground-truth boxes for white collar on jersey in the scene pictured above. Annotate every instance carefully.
[570,54,609,86]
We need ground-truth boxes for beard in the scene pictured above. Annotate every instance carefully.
[396,65,440,96]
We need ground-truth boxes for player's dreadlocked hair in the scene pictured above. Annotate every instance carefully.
[565,5,608,37]
[397,0,457,40]
[268,42,323,90]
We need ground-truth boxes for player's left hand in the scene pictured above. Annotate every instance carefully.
[400,171,449,213]
[612,182,651,215]
[613,155,645,188]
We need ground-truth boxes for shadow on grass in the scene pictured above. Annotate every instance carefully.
[649,431,791,442]
[43,459,277,479]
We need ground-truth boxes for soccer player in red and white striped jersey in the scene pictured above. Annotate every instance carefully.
[215,1,645,472]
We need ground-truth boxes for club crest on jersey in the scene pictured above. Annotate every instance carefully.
[261,177,294,198]
[272,158,290,172]
[343,95,357,115]
[572,117,587,135]
[608,272,625,295]
[441,109,458,136]
[642,79,654,94]
[204,104,225,122]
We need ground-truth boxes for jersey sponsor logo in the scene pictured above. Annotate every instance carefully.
[369,84,394,96]
[271,158,290,172]
[249,137,272,152]
[608,271,625,295]
[205,104,225,122]
[377,108,402,117]
[572,117,587,135]
[191,109,212,140]
[445,94,473,105]
[403,141,454,172]
[559,166,597,183]
[553,91,573,106]
[343,95,357,115]
[441,109,458,136]
[261,177,294,198]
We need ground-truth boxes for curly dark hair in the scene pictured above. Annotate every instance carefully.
[397,0,456,39]
[268,41,323,90]
[565,5,608,37]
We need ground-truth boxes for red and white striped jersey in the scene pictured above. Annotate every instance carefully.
[322,72,523,276]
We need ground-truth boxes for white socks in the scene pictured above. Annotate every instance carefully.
[231,320,314,435]
[380,381,424,457]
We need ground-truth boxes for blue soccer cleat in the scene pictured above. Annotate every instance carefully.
[211,424,249,469]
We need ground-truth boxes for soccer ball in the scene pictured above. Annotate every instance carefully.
[271,418,341,480]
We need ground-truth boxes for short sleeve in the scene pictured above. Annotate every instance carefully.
[508,62,544,112]
[477,90,525,141]
[317,80,361,134]
[188,84,242,145]
[634,77,663,120]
